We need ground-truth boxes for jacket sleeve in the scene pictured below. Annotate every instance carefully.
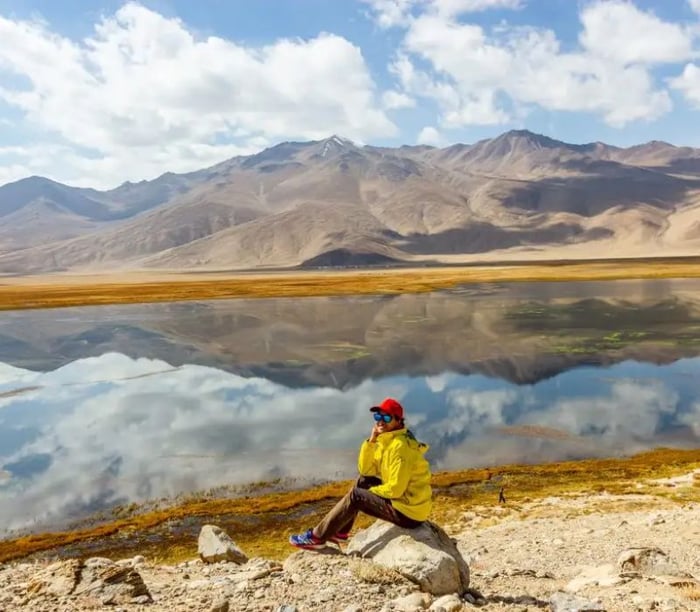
[369,442,411,499]
[358,440,378,476]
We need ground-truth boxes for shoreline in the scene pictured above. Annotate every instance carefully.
[6,458,700,611]
[2,258,700,311]
[2,447,699,566]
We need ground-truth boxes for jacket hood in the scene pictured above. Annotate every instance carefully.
[378,427,430,454]
[406,428,430,454]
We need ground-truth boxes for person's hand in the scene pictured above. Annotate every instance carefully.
[369,422,382,443]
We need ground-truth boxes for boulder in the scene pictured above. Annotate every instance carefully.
[26,560,82,597]
[26,557,150,605]
[616,547,681,576]
[73,557,151,605]
[198,524,248,564]
[346,520,470,596]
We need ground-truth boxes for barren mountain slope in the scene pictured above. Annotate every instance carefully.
[0,199,104,252]
[606,141,700,176]
[0,171,208,251]
[1,131,700,273]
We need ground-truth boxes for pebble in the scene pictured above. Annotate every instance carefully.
[392,592,432,611]
[429,594,462,611]
[209,598,229,612]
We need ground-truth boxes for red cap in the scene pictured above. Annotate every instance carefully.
[370,397,404,419]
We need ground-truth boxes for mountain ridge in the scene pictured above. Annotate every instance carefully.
[1,130,700,273]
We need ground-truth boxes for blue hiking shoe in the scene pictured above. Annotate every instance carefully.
[289,529,324,550]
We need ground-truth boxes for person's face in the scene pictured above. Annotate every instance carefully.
[373,411,402,434]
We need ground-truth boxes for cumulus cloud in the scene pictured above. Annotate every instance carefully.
[429,0,522,17]
[389,0,693,128]
[691,0,700,15]
[579,1,694,65]
[417,125,445,145]
[382,89,416,109]
[363,0,521,27]
[671,63,700,108]
[0,3,396,187]
[363,0,416,28]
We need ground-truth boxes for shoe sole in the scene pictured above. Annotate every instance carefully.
[289,541,325,550]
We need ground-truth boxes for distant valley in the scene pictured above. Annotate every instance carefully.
[1,130,700,274]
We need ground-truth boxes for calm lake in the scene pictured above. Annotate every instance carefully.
[1,278,700,532]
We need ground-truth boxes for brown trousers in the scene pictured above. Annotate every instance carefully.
[313,475,423,542]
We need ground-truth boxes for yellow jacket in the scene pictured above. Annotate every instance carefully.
[357,428,432,521]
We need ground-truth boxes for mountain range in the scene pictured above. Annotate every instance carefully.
[2,130,700,274]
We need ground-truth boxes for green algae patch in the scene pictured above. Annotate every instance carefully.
[2,448,699,564]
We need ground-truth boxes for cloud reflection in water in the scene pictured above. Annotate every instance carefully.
[0,352,698,531]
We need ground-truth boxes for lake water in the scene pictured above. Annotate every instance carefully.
[1,278,700,532]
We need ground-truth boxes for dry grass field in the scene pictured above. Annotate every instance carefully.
[2,258,700,311]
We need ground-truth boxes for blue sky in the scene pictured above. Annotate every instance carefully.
[0,0,699,187]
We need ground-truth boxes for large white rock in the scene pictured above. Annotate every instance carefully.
[346,521,470,596]
[26,560,82,597]
[198,524,248,564]
[26,557,151,605]
[74,557,151,605]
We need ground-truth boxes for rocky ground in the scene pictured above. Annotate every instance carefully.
[1,471,699,612]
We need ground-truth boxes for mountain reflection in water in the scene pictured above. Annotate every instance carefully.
[0,278,699,531]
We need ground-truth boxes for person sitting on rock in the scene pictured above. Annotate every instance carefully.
[289,397,432,550]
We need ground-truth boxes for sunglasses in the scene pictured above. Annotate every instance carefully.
[373,412,393,423]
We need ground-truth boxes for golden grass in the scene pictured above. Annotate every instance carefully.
[348,559,405,585]
[1,448,699,564]
[681,585,700,601]
[2,258,700,311]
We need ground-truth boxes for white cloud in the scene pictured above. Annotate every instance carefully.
[417,125,444,145]
[362,0,416,28]
[579,1,694,65]
[690,0,700,15]
[0,3,396,187]
[391,0,687,129]
[363,0,521,27]
[430,0,522,17]
[382,89,416,109]
[671,63,700,108]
